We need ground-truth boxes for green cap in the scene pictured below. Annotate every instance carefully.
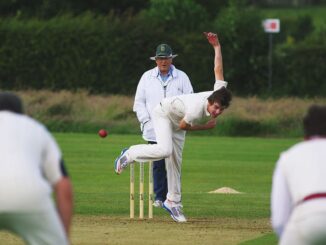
[150,44,178,60]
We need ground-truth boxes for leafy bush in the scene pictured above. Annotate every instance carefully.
[273,43,326,96]
[139,0,209,32]
[273,15,314,44]
[0,1,324,97]
[0,0,149,19]
[0,13,157,94]
[212,1,268,95]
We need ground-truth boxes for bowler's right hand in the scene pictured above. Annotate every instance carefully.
[203,32,220,48]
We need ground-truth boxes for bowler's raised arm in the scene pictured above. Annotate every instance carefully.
[204,32,224,81]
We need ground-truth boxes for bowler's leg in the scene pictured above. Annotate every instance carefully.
[115,106,173,175]
[127,108,173,163]
[165,129,186,203]
[162,129,187,222]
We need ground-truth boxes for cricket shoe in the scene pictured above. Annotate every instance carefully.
[153,200,163,208]
[114,148,130,175]
[163,200,187,223]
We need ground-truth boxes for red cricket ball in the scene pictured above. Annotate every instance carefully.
[98,129,108,138]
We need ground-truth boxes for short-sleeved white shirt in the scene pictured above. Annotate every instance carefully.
[0,111,63,212]
[161,80,227,126]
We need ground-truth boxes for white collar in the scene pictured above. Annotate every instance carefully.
[151,65,177,78]
[205,100,210,116]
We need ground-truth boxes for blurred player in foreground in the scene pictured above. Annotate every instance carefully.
[114,32,232,222]
[0,92,73,244]
[271,105,326,245]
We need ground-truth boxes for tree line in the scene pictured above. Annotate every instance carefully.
[0,0,324,97]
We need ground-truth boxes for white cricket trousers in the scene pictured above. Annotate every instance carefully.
[128,102,186,203]
[0,205,68,245]
[279,200,326,245]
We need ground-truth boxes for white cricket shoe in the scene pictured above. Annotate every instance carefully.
[163,200,187,223]
[114,148,129,174]
[153,200,163,208]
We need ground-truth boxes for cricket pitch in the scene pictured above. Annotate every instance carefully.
[0,215,272,245]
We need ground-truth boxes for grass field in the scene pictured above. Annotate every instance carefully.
[0,133,299,244]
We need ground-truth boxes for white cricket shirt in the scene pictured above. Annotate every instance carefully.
[161,80,227,126]
[0,111,63,212]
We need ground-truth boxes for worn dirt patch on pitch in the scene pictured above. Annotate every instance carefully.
[70,215,271,245]
[0,231,24,245]
[0,215,272,245]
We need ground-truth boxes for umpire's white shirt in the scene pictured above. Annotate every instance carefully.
[0,111,63,212]
[133,65,193,141]
[271,138,326,237]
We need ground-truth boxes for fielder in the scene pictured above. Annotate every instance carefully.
[0,92,73,245]
[133,42,193,208]
[271,105,326,245]
[114,32,232,222]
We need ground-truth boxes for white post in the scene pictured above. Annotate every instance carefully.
[130,164,135,219]
[139,163,144,219]
[148,161,154,219]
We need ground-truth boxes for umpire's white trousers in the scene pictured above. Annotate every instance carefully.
[128,103,186,203]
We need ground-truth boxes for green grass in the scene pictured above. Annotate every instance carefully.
[240,233,278,245]
[55,133,298,217]
[53,133,299,244]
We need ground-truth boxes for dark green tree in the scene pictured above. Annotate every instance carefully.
[213,0,268,95]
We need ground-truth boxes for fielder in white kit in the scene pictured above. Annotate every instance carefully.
[114,32,232,222]
[271,105,326,245]
[0,92,73,244]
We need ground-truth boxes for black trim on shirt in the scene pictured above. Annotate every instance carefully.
[60,158,69,177]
